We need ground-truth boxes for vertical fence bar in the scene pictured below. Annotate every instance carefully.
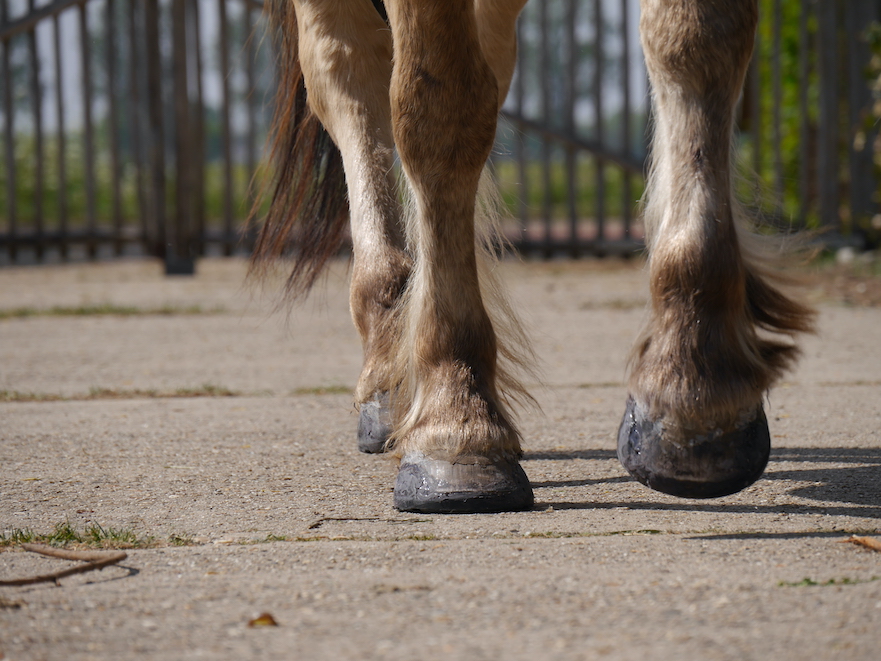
[244,1,257,211]
[129,0,148,248]
[564,0,578,256]
[817,0,839,232]
[172,0,188,263]
[514,17,528,242]
[750,27,761,195]
[2,2,17,261]
[771,0,783,206]
[79,2,98,257]
[27,0,44,259]
[620,0,632,240]
[107,0,123,255]
[539,0,552,255]
[53,12,68,259]
[218,0,233,255]
[797,0,811,228]
[593,0,605,245]
[188,0,206,255]
[145,0,166,256]
[171,0,195,272]
[846,0,878,240]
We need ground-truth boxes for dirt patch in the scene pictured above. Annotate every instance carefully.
[808,263,881,307]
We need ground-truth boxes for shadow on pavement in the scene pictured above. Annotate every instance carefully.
[529,446,881,518]
[523,449,617,461]
[536,499,881,519]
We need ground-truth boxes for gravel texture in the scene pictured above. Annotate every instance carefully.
[1,257,879,660]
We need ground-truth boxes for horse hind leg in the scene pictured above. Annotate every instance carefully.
[619,0,814,498]
[385,0,532,513]
[291,0,411,453]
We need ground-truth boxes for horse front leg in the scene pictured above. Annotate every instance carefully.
[293,0,411,453]
[619,0,814,498]
[384,0,532,513]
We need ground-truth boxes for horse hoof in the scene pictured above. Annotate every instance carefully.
[617,397,770,499]
[358,394,392,454]
[394,452,534,513]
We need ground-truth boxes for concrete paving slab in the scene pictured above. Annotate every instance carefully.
[1,257,879,660]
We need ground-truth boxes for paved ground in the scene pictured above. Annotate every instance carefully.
[1,257,880,660]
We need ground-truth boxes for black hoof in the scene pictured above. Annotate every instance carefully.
[617,397,770,499]
[358,394,392,454]
[394,452,534,514]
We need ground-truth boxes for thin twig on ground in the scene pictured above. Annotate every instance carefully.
[0,544,128,586]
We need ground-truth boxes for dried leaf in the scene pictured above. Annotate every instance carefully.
[248,612,279,627]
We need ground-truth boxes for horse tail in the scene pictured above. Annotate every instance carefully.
[248,0,349,300]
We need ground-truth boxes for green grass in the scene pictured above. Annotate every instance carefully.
[1,523,203,549]
[1,383,239,403]
[0,521,155,550]
[291,385,352,396]
[778,576,881,588]
[0,304,226,320]
[0,391,64,403]
[0,134,264,231]
[168,533,196,547]
[523,529,665,539]
[493,158,644,221]
[0,384,357,402]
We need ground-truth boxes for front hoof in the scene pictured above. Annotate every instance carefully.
[358,393,392,454]
[617,397,770,499]
[394,453,534,514]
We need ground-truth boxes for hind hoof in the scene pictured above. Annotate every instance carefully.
[394,452,534,514]
[358,394,392,454]
[617,397,770,499]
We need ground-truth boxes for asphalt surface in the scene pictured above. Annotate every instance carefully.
[1,257,879,660]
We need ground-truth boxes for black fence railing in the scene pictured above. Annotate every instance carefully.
[1,0,878,268]
[0,0,270,270]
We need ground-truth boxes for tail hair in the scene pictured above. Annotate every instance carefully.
[248,0,349,300]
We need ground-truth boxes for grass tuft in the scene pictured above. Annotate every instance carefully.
[0,528,38,546]
[0,521,155,550]
[778,576,881,588]
[168,533,196,547]
[291,385,351,396]
[0,304,227,320]
[2,384,240,403]
[0,391,65,403]
[523,529,664,539]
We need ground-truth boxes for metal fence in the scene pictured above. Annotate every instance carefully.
[497,0,647,257]
[495,0,881,257]
[1,0,879,268]
[0,0,270,270]
[741,0,879,247]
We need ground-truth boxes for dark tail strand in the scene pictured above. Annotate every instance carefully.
[248,0,349,299]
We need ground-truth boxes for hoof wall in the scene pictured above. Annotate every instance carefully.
[617,397,771,499]
[394,453,534,514]
[358,394,392,454]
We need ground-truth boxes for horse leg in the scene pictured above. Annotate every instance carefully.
[384,0,532,513]
[475,0,529,107]
[618,0,814,498]
[292,0,411,453]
